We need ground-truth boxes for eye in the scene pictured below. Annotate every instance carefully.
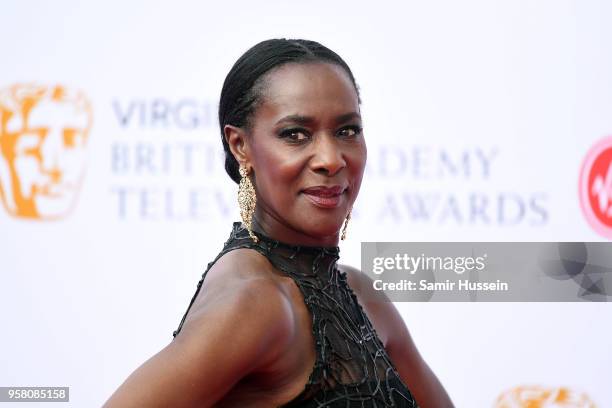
[337,125,363,138]
[279,128,310,143]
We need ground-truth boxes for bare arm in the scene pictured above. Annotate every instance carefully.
[384,306,455,408]
[341,264,455,408]
[102,278,294,408]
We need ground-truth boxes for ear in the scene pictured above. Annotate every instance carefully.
[224,124,251,166]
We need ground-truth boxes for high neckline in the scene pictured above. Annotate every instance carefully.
[231,221,341,255]
[227,221,341,281]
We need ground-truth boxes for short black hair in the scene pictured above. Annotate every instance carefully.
[218,38,361,184]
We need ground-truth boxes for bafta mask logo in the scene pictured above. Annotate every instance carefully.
[0,84,92,220]
[495,385,596,408]
[579,136,612,239]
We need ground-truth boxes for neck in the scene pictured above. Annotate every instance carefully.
[251,210,340,248]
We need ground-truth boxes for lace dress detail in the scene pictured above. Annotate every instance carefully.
[172,222,419,408]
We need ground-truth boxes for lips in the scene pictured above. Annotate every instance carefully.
[301,185,347,208]
[301,185,346,196]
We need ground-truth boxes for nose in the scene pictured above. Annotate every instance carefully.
[310,133,346,176]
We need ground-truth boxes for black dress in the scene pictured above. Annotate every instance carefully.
[172,222,419,408]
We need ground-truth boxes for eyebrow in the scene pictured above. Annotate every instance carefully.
[275,112,361,126]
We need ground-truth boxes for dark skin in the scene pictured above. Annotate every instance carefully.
[102,62,454,407]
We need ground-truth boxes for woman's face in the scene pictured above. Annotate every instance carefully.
[244,62,367,246]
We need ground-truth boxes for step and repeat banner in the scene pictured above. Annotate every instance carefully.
[1,1,611,407]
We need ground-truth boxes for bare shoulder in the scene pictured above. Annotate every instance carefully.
[179,247,296,353]
[103,249,295,408]
[185,248,288,317]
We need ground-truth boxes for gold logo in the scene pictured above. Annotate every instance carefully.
[0,84,92,219]
[495,385,596,407]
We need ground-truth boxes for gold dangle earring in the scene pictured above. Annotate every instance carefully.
[238,164,259,243]
[340,208,352,241]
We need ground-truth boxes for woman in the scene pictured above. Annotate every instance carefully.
[103,38,454,408]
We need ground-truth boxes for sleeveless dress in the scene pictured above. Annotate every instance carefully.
[172,222,419,408]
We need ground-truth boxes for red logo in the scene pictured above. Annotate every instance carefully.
[579,136,612,239]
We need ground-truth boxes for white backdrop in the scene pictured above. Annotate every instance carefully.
[1,0,611,407]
